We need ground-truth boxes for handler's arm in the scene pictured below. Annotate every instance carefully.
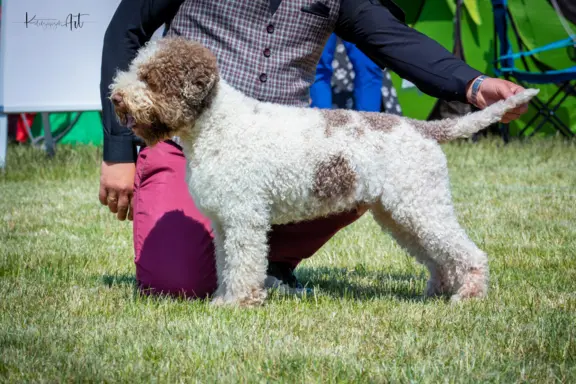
[100,0,185,163]
[335,0,484,103]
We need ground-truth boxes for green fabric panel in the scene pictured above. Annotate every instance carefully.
[508,0,575,70]
[503,0,576,136]
[30,112,103,145]
[393,0,574,136]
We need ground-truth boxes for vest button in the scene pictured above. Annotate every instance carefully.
[267,24,274,33]
[263,48,271,57]
[259,73,268,82]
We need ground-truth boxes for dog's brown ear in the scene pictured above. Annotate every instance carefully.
[138,38,219,104]
[137,64,166,95]
[182,73,218,107]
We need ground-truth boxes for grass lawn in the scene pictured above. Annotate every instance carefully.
[1,138,575,383]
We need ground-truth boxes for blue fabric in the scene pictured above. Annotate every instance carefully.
[310,34,383,112]
[498,36,576,61]
[496,66,576,83]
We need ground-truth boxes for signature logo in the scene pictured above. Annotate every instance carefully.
[21,12,92,31]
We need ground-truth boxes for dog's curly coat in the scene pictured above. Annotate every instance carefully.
[110,37,539,307]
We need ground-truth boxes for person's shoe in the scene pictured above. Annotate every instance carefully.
[265,261,313,296]
[266,261,299,287]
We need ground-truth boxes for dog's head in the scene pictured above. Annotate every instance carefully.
[109,37,219,145]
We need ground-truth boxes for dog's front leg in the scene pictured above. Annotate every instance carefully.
[210,212,270,308]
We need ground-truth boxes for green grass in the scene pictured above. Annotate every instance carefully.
[1,138,575,383]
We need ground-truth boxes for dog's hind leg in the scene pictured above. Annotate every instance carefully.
[375,148,489,302]
[210,207,270,308]
[370,205,443,294]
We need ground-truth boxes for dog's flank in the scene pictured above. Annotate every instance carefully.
[110,36,540,308]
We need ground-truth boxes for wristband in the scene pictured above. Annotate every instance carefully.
[470,75,487,106]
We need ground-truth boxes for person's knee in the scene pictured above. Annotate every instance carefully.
[268,207,366,265]
[133,140,217,299]
[135,225,217,299]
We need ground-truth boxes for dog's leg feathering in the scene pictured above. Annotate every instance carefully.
[210,206,270,308]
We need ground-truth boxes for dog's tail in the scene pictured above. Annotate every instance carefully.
[409,88,539,142]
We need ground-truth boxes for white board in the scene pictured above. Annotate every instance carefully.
[0,0,164,113]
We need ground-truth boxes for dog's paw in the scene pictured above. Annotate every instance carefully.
[426,266,488,302]
[240,288,267,307]
[209,288,267,308]
[456,267,488,300]
[452,280,488,302]
[209,295,230,307]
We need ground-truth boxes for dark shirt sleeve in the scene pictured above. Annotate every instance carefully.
[335,0,484,103]
[100,0,185,163]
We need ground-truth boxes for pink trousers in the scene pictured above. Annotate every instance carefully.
[133,140,364,298]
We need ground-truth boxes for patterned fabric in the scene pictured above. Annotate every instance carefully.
[330,37,402,115]
[381,70,403,116]
[166,0,340,106]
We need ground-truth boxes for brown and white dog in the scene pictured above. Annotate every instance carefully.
[110,37,539,307]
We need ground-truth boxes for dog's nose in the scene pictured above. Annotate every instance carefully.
[111,94,123,106]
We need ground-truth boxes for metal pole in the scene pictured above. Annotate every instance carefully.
[41,112,55,157]
[0,113,7,170]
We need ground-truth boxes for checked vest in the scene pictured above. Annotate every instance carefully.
[165,0,340,106]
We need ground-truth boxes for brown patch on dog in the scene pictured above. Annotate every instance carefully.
[322,109,351,126]
[353,125,365,137]
[321,109,352,137]
[406,118,458,143]
[361,112,401,132]
[313,154,357,200]
[133,123,173,145]
[134,37,220,143]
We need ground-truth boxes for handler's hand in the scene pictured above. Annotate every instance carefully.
[99,161,136,221]
[466,77,529,123]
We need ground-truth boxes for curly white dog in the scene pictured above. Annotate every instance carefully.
[110,37,539,307]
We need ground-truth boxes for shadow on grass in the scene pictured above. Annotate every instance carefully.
[98,266,427,303]
[99,273,196,303]
[295,265,427,302]
[101,274,137,288]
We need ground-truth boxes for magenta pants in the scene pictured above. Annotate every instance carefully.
[133,140,364,299]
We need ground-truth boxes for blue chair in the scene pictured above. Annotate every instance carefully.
[491,0,576,141]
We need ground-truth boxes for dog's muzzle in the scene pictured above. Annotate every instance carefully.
[111,93,135,130]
